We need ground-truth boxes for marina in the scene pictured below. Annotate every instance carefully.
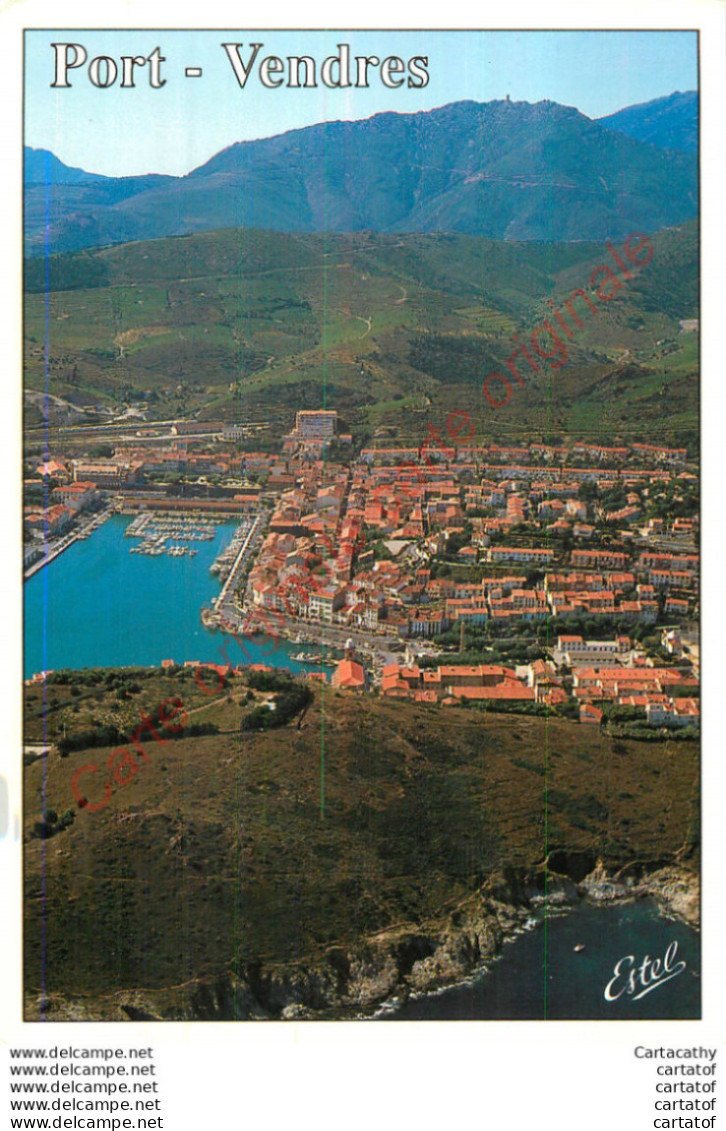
[125,510,224,558]
[209,514,260,581]
[23,512,315,679]
[202,513,266,629]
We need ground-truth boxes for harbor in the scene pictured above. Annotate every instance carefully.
[25,506,388,678]
[23,511,316,678]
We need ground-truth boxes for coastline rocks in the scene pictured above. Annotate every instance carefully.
[24,861,700,1021]
[343,948,402,1008]
[638,865,700,927]
[244,964,341,1017]
[582,859,700,928]
[580,872,631,903]
[407,906,507,995]
[482,865,580,906]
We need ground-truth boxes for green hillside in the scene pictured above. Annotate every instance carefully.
[24,222,698,446]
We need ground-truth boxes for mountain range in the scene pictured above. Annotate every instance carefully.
[597,90,697,152]
[24,93,698,256]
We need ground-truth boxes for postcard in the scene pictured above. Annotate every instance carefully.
[2,3,725,1127]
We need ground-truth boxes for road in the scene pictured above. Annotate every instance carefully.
[221,603,437,672]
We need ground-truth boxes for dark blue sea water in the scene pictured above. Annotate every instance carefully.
[24,515,315,679]
[385,900,699,1020]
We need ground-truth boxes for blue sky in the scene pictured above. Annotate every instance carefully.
[24,30,697,177]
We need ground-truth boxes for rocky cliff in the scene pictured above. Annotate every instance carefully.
[25,861,698,1022]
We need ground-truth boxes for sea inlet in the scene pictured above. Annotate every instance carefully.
[23,513,311,680]
[384,900,699,1020]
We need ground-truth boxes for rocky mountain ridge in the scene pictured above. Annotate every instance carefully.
[24,96,697,255]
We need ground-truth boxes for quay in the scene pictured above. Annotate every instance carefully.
[202,513,267,630]
[217,513,265,611]
[23,505,115,581]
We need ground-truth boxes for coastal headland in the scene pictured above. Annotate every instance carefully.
[24,674,699,1021]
